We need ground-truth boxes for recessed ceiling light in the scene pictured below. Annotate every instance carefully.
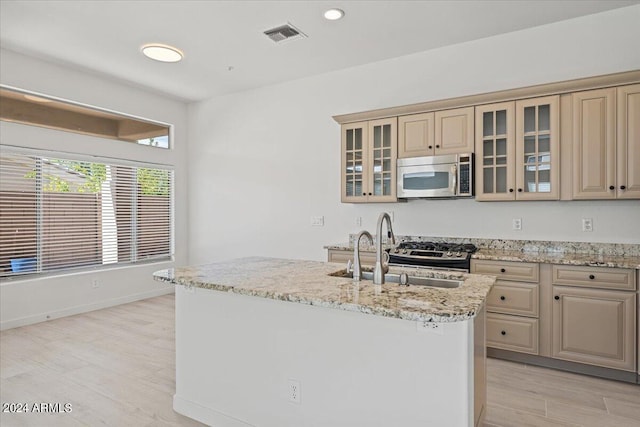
[324,8,344,21]
[141,44,184,63]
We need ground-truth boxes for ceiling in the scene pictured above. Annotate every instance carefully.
[1,0,638,103]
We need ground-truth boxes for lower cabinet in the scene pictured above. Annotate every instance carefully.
[471,260,540,355]
[487,313,539,354]
[474,259,638,379]
[327,248,376,266]
[552,282,636,372]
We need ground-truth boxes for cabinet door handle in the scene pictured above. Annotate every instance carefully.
[428,145,433,149]
[500,296,506,301]
[589,274,595,280]
[554,295,560,300]
[368,192,372,196]
[500,268,506,273]
[609,185,615,190]
[509,188,514,193]
[501,330,506,335]
[517,188,523,192]
[362,193,366,196]
[620,185,626,190]
[435,145,440,148]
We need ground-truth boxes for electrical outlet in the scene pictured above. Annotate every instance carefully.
[416,321,444,335]
[512,218,522,230]
[91,279,99,289]
[582,218,593,232]
[311,216,324,227]
[355,216,362,226]
[288,379,301,404]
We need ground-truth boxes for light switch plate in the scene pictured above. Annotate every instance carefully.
[311,216,324,227]
[582,218,593,232]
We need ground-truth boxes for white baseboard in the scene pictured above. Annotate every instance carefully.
[173,394,254,427]
[0,287,175,330]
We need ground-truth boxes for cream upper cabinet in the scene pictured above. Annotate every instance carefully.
[398,107,473,158]
[516,96,560,200]
[475,102,515,201]
[435,107,475,155]
[475,96,559,201]
[341,118,397,203]
[617,84,640,199]
[571,85,640,199]
[572,88,617,199]
[398,112,434,158]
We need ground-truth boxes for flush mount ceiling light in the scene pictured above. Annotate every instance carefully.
[324,8,344,21]
[141,44,184,63]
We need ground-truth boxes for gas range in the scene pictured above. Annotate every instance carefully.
[388,241,478,272]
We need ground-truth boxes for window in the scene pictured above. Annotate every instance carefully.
[0,148,173,279]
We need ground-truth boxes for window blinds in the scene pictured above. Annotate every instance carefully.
[0,149,173,278]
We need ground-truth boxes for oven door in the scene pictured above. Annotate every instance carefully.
[397,162,457,198]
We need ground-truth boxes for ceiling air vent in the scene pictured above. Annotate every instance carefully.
[264,23,307,43]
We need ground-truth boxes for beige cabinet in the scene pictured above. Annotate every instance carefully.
[572,84,640,199]
[398,107,473,158]
[327,248,375,266]
[398,112,434,158]
[617,84,640,199]
[341,118,397,203]
[475,96,559,201]
[551,265,637,371]
[471,260,540,355]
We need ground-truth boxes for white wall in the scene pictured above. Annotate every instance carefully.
[0,49,189,329]
[188,6,640,265]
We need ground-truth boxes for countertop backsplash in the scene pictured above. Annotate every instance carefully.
[341,234,640,258]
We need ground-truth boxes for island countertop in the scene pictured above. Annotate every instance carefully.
[153,257,495,323]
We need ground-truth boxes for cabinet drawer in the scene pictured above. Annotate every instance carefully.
[487,313,539,354]
[487,282,539,317]
[471,260,539,283]
[327,249,376,266]
[552,265,636,291]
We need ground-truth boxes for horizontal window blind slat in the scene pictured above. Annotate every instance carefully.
[0,148,173,278]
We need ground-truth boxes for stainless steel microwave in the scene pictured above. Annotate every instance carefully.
[397,154,473,199]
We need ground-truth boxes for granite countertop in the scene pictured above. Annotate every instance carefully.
[325,239,640,269]
[153,257,495,323]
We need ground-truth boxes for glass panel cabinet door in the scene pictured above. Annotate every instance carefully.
[341,118,396,203]
[368,118,397,201]
[341,122,368,202]
[475,102,515,201]
[516,96,559,200]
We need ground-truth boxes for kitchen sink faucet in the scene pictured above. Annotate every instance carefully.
[352,230,373,282]
[373,212,396,285]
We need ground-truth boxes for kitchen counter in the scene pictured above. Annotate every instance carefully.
[155,256,491,427]
[153,256,495,322]
[325,238,640,269]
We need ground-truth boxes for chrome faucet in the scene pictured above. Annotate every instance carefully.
[373,212,396,285]
[352,230,373,281]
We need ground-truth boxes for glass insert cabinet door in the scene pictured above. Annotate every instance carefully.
[368,118,397,200]
[341,118,397,203]
[342,121,367,201]
[475,102,515,201]
[515,95,559,200]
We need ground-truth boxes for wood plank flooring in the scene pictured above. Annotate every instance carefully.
[1,294,639,426]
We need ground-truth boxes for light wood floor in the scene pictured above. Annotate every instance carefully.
[1,294,639,427]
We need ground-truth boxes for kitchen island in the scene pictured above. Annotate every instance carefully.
[154,257,495,427]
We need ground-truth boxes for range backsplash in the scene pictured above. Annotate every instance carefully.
[346,235,640,258]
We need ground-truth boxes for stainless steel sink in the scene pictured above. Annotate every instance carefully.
[329,269,463,289]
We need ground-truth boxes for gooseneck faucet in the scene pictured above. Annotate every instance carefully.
[373,212,396,285]
[352,230,373,281]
